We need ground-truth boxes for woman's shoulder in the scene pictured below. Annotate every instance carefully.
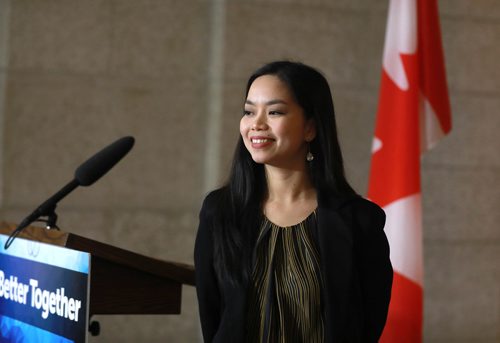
[321,192,385,229]
[342,196,386,234]
[196,188,227,244]
[344,196,384,216]
[199,187,228,216]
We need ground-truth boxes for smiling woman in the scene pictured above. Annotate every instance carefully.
[194,61,393,343]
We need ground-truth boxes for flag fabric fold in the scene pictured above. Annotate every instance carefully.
[367,0,451,341]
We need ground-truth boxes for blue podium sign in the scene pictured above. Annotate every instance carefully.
[0,234,90,343]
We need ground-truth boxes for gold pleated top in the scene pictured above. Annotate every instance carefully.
[246,212,324,343]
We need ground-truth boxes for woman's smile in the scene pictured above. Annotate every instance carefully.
[250,136,275,148]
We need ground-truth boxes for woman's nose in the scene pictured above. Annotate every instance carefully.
[251,113,268,131]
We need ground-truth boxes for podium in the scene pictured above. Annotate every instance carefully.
[0,222,195,317]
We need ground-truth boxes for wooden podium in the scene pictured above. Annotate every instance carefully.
[0,222,195,317]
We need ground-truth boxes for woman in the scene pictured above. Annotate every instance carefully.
[195,61,392,342]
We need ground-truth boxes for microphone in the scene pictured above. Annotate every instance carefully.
[75,136,135,186]
[3,136,135,249]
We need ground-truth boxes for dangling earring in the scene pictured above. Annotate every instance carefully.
[306,143,314,162]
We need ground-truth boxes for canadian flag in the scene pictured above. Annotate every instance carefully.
[367,0,452,342]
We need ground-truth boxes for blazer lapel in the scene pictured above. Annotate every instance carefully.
[316,194,356,341]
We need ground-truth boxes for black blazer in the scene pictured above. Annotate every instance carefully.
[194,190,392,342]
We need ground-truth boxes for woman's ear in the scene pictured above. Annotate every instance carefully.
[305,119,317,142]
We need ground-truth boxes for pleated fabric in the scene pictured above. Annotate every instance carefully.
[246,212,324,343]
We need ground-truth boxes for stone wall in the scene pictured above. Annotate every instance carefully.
[0,0,498,342]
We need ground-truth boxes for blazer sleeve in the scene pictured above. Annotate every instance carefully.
[354,199,393,342]
[194,195,222,342]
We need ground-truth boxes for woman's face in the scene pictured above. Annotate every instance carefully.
[240,75,316,169]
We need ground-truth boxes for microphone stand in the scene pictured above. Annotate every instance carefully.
[3,179,79,249]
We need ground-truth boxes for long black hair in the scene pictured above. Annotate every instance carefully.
[211,61,356,284]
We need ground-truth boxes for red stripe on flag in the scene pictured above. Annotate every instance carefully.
[368,53,420,208]
[380,272,423,343]
[418,0,452,134]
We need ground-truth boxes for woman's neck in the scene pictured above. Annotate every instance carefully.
[263,165,317,227]
[264,165,315,204]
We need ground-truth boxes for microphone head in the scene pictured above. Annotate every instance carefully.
[75,136,135,186]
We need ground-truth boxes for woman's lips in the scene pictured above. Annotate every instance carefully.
[250,136,274,148]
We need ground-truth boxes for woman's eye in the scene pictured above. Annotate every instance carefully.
[269,110,284,115]
[243,110,252,116]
